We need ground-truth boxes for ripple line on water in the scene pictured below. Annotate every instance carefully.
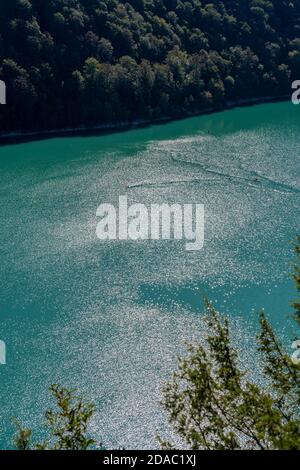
[127,177,219,189]
[171,155,300,194]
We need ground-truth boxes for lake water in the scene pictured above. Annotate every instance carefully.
[0,102,299,449]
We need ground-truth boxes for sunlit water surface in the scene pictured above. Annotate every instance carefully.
[0,102,299,449]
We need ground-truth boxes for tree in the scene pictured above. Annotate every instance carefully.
[161,241,300,450]
[14,385,96,450]
[1,0,300,134]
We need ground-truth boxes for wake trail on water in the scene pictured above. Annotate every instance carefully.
[127,154,300,193]
[126,137,300,193]
[127,177,219,189]
[169,155,300,195]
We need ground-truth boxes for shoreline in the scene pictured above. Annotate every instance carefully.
[0,94,289,146]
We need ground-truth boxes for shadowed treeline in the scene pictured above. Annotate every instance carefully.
[0,0,300,134]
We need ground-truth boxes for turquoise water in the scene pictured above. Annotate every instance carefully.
[0,102,299,449]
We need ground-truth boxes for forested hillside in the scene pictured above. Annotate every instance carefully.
[0,0,300,133]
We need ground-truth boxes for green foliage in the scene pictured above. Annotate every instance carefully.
[12,420,32,451]
[161,241,300,450]
[0,0,299,133]
[14,384,96,450]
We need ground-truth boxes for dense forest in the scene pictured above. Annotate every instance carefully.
[0,0,300,133]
